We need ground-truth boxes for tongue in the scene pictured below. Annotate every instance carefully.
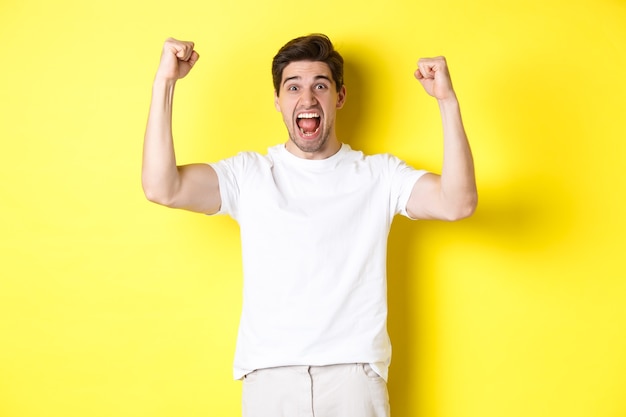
[298,118,319,133]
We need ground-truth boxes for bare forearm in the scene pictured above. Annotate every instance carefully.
[438,97,477,217]
[141,39,220,214]
[407,56,477,221]
[141,79,181,204]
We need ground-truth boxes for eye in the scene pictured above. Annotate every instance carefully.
[287,85,298,92]
[315,83,328,90]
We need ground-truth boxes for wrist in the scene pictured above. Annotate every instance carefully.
[153,73,178,89]
[437,94,460,112]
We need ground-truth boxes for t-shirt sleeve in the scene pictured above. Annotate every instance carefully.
[207,153,247,219]
[387,155,428,218]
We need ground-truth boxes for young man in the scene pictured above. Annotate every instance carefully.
[142,34,477,417]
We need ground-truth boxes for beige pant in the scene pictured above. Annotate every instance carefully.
[241,363,390,417]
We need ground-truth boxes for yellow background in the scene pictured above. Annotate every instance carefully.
[1,0,625,416]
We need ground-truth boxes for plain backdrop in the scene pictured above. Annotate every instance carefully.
[1,0,625,416]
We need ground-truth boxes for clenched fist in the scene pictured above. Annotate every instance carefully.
[155,38,199,82]
[415,56,456,101]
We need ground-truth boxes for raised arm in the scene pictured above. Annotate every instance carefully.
[142,38,221,214]
[406,56,477,221]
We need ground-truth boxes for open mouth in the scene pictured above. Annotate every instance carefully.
[296,112,321,137]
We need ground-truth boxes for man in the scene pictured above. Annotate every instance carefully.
[142,34,477,417]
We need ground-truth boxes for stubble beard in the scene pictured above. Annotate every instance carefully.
[289,129,329,154]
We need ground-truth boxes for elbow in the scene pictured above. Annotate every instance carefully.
[142,178,176,208]
[143,190,167,207]
[143,187,168,207]
[444,194,478,221]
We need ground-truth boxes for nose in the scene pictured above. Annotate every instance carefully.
[301,88,318,107]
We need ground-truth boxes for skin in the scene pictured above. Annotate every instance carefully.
[142,38,477,220]
[142,38,220,214]
[274,61,346,160]
[406,57,477,220]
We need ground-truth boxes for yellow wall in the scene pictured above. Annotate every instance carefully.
[1,0,625,416]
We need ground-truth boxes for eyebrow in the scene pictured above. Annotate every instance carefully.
[282,75,332,87]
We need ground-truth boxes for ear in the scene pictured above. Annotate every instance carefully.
[336,85,347,109]
[274,90,281,112]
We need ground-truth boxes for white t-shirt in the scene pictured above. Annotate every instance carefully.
[210,143,427,381]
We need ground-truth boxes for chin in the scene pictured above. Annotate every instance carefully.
[292,136,327,154]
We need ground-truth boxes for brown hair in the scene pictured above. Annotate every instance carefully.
[272,34,344,96]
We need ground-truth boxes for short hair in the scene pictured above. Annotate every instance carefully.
[272,34,344,96]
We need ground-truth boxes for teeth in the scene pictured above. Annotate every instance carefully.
[297,112,320,119]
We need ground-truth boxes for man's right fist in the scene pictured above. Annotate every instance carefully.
[155,38,199,82]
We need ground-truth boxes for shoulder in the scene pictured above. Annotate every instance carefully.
[355,150,428,186]
[214,148,275,170]
[351,149,407,171]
